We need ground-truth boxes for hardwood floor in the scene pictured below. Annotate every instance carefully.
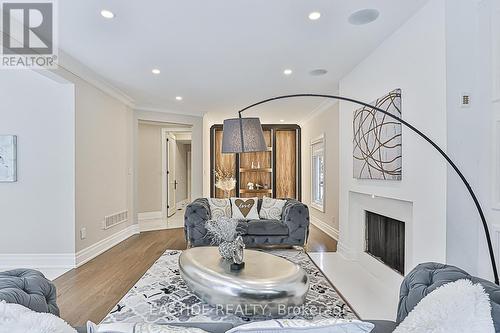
[54,225,336,327]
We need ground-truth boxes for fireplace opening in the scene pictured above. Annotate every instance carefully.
[365,211,405,275]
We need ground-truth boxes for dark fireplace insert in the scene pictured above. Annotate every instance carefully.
[365,211,405,275]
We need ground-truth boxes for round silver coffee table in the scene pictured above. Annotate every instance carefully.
[179,247,309,316]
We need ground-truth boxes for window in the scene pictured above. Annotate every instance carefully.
[311,135,325,212]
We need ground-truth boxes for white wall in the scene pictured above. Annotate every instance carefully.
[137,123,163,213]
[338,0,448,269]
[301,102,340,238]
[0,70,75,275]
[134,110,203,211]
[70,73,134,253]
[445,0,500,280]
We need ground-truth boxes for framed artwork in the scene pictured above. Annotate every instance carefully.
[353,89,402,180]
[0,135,17,182]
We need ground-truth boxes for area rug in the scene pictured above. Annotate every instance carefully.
[102,249,357,327]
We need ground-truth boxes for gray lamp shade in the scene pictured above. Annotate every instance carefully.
[222,117,267,153]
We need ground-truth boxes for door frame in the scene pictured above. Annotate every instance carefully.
[161,128,193,226]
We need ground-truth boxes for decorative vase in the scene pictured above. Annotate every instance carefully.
[218,236,245,265]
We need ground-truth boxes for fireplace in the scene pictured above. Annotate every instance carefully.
[365,211,405,275]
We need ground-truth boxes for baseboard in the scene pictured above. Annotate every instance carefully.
[310,216,339,240]
[138,211,162,220]
[138,211,167,232]
[76,224,139,267]
[0,253,75,281]
[139,219,168,232]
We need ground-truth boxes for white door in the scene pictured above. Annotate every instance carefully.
[167,134,177,217]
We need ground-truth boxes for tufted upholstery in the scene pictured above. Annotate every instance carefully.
[184,198,309,247]
[396,262,500,331]
[0,268,59,316]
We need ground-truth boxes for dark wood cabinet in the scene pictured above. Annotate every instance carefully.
[210,124,301,200]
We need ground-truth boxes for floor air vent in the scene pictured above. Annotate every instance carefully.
[103,211,128,229]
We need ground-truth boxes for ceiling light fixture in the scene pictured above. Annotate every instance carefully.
[348,9,379,25]
[310,69,328,76]
[175,96,183,101]
[152,69,160,74]
[308,12,321,20]
[283,69,293,75]
[100,9,115,19]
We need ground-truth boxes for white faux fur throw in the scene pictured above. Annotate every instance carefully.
[394,279,494,333]
[0,301,76,333]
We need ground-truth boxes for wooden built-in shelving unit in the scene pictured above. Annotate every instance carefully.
[210,124,301,200]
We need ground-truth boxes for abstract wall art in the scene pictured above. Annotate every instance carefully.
[0,135,17,182]
[353,89,402,180]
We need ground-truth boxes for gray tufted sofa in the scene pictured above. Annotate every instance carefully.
[184,198,310,247]
[368,262,500,333]
[0,268,59,315]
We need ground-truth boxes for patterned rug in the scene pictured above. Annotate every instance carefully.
[102,249,357,327]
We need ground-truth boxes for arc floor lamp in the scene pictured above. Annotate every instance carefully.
[221,93,499,285]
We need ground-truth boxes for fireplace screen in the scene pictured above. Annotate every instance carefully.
[365,211,405,275]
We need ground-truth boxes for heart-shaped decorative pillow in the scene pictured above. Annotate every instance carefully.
[235,199,255,217]
[230,197,260,220]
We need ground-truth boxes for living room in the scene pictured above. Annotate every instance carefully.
[1,1,500,332]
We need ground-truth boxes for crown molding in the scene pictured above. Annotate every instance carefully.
[134,105,204,118]
[299,98,339,126]
[55,51,135,107]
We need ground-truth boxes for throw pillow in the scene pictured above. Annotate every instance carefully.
[207,198,232,219]
[393,279,494,333]
[259,196,286,220]
[230,197,259,220]
[226,318,374,333]
[0,300,77,333]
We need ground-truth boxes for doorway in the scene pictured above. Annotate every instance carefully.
[137,121,192,232]
[161,128,192,229]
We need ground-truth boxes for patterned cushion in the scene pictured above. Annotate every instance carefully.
[230,197,259,220]
[207,198,232,219]
[259,197,286,220]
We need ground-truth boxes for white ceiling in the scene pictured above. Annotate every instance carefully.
[59,0,428,120]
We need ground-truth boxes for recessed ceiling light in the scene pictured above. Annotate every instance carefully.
[308,12,321,20]
[348,9,379,25]
[310,69,328,76]
[283,69,293,75]
[280,119,285,122]
[151,69,160,74]
[100,9,115,19]
[175,96,183,101]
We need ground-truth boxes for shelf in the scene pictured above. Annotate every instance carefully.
[239,189,273,194]
[240,168,272,173]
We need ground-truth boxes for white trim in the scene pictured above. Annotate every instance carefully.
[299,99,338,125]
[138,211,163,220]
[310,216,339,240]
[311,134,326,212]
[57,51,135,107]
[492,224,500,272]
[0,253,75,280]
[493,119,500,210]
[76,224,139,267]
[138,211,167,232]
[134,105,203,117]
[337,241,354,259]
